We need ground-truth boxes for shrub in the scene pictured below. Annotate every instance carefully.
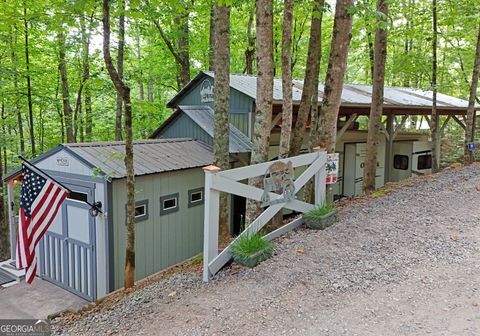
[304,202,335,219]
[230,233,274,262]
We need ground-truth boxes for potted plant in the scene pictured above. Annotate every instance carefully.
[230,233,274,268]
[303,203,338,230]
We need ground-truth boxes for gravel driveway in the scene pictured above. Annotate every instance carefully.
[53,164,480,336]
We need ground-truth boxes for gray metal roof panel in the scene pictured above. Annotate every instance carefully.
[178,105,253,153]
[64,138,213,178]
[200,71,474,110]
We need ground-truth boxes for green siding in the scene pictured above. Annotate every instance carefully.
[111,168,205,289]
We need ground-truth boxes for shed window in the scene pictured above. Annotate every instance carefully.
[394,155,409,170]
[68,191,89,203]
[126,200,149,223]
[417,154,432,170]
[160,193,179,215]
[188,188,204,207]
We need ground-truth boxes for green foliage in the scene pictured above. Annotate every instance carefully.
[0,0,478,174]
[304,202,335,218]
[190,254,203,266]
[230,233,274,259]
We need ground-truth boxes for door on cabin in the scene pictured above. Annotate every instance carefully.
[38,183,97,301]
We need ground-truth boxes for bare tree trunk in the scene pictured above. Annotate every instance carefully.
[24,8,35,155]
[147,81,154,102]
[136,28,145,101]
[431,0,440,172]
[245,6,255,74]
[58,31,75,143]
[0,99,8,259]
[245,0,274,224]
[363,0,388,194]
[278,0,294,158]
[103,0,136,290]
[289,0,324,157]
[82,14,93,141]
[153,4,191,89]
[213,3,231,241]
[317,0,354,202]
[208,3,215,71]
[464,23,480,164]
[10,28,25,155]
[115,0,125,141]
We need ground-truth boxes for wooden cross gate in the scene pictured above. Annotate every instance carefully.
[203,148,328,282]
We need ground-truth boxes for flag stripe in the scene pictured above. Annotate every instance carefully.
[30,190,67,253]
[16,163,69,284]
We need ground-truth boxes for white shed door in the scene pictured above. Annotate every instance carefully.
[39,184,96,301]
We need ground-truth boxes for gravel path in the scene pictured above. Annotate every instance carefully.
[53,164,480,336]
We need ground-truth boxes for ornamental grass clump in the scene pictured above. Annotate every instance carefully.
[230,233,274,268]
[303,202,338,230]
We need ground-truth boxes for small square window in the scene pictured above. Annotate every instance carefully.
[135,204,146,218]
[188,188,204,207]
[126,200,148,223]
[160,193,179,215]
[417,154,432,170]
[394,154,409,170]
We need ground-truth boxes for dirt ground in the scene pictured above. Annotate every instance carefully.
[54,164,480,336]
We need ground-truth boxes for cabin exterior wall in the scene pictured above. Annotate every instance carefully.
[111,168,205,290]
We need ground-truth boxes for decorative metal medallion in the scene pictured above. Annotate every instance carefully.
[261,161,296,207]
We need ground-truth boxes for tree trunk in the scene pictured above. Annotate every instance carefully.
[0,99,8,260]
[147,81,154,102]
[58,31,75,143]
[24,8,35,155]
[245,6,255,75]
[174,11,191,88]
[82,14,93,141]
[153,5,191,89]
[363,0,388,194]
[115,0,125,141]
[278,0,294,158]
[431,0,440,172]
[317,0,354,202]
[10,28,25,155]
[208,3,215,71]
[213,3,231,241]
[245,0,274,224]
[289,0,324,157]
[464,23,480,164]
[103,0,136,290]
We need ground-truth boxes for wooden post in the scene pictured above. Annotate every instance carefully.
[7,181,16,260]
[384,114,394,182]
[202,165,221,282]
[313,147,326,206]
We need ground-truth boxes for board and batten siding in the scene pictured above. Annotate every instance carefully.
[111,168,205,289]
[159,113,213,145]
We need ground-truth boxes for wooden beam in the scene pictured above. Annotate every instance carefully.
[452,115,466,130]
[440,115,451,133]
[336,113,358,142]
[271,113,282,130]
[424,115,432,129]
[393,115,409,139]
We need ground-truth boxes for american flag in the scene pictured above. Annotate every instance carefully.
[16,163,69,284]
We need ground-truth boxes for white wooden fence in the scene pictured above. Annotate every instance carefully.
[202,147,328,282]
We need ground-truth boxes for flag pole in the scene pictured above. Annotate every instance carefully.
[18,155,103,214]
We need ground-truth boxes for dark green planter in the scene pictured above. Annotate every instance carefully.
[304,208,338,230]
[232,246,274,268]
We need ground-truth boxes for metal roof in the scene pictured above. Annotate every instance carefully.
[168,71,475,112]
[63,138,213,178]
[178,105,253,153]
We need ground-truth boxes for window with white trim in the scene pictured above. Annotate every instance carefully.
[188,188,204,207]
[160,193,179,215]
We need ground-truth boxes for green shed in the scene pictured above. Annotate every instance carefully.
[3,138,213,299]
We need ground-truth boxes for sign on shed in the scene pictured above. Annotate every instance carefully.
[326,153,339,184]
